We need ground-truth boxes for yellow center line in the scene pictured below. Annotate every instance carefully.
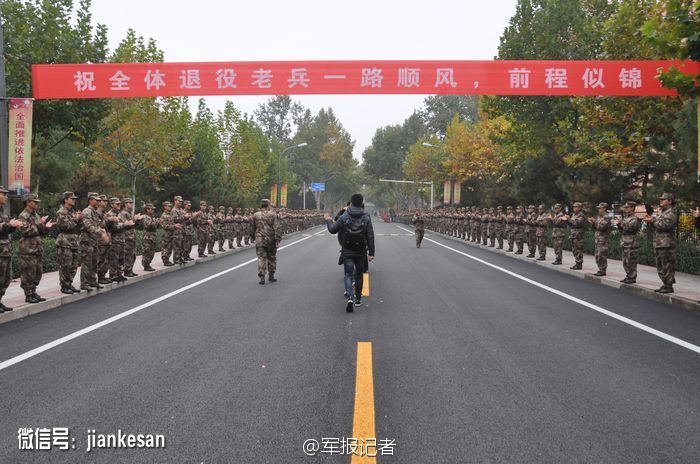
[362,273,370,297]
[351,342,376,463]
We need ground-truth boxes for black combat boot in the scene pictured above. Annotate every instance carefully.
[60,287,74,295]
[268,273,277,282]
[0,302,13,311]
[259,275,265,285]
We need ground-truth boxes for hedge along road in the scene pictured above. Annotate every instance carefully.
[0,222,699,463]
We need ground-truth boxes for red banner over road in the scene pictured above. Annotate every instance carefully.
[32,60,699,99]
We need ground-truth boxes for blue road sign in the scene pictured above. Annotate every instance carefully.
[310,182,326,192]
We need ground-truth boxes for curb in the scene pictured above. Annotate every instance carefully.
[426,230,700,316]
[0,227,320,326]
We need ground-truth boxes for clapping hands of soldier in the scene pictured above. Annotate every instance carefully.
[40,215,55,228]
[9,218,22,228]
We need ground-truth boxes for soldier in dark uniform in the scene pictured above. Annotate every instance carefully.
[589,202,611,277]
[55,191,82,294]
[0,187,21,312]
[514,205,526,255]
[614,200,641,284]
[644,193,677,293]
[18,194,54,303]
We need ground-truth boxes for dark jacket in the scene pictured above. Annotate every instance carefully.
[326,206,375,257]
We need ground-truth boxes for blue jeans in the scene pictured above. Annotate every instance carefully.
[343,256,365,299]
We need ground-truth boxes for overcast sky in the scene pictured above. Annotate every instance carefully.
[89,0,517,160]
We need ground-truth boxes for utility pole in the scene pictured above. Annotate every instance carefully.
[0,8,9,215]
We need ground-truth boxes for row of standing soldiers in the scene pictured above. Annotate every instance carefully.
[0,188,323,311]
[403,193,679,294]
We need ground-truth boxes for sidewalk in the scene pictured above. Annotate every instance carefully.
[428,231,700,314]
[0,233,298,326]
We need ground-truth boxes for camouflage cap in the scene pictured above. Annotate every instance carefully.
[261,198,271,206]
[122,197,133,204]
[218,206,225,210]
[0,186,8,194]
[173,195,183,201]
[162,200,172,207]
[528,204,535,209]
[184,200,192,206]
[99,194,108,201]
[109,197,121,204]
[658,192,674,201]
[199,200,207,206]
[538,204,545,209]
[62,191,78,200]
[553,203,562,209]
[144,203,155,209]
[497,205,503,210]
[596,202,609,209]
[506,206,513,210]
[573,201,582,208]
[23,193,40,203]
[88,192,100,200]
[624,200,637,208]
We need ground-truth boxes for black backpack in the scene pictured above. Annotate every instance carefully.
[343,214,366,251]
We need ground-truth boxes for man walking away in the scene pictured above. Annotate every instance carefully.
[324,194,375,313]
[251,199,282,285]
[412,209,425,248]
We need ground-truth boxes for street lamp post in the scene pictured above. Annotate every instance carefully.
[277,142,307,207]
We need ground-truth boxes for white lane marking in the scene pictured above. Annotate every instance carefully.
[396,225,700,355]
[0,228,326,372]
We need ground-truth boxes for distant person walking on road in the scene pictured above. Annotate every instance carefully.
[251,199,282,285]
[412,209,425,248]
[324,194,375,313]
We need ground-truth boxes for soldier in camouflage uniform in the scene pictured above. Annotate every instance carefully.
[183,200,195,261]
[106,198,128,282]
[195,201,210,257]
[55,191,82,294]
[535,204,550,261]
[121,198,140,277]
[160,201,175,266]
[18,194,54,303]
[514,205,525,254]
[140,203,158,271]
[589,202,611,276]
[412,209,426,248]
[234,208,244,247]
[614,200,641,284]
[207,205,217,254]
[505,206,515,252]
[480,208,488,245]
[551,203,566,265]
[251,199,282,284]
[80,193,108,291]
[171,196,186,265]
[495,206,505,249]
[227,207,235,249]
[217,206,226,251]
[645,193,677,293]
[526,205,537,258]
[97,194,112,284]
[244,208,253,245]
[0,187,21,312]
[567,202,586,270]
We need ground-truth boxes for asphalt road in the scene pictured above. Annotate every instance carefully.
[1,221,699,463]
